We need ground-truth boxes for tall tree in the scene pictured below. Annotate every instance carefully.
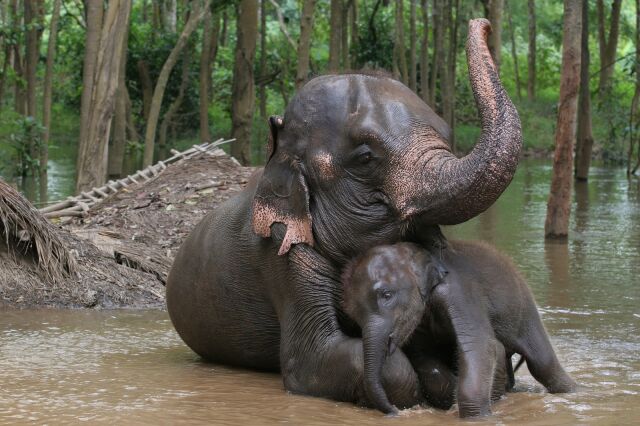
[107,18,130,178]
[420,0,429,103]
[442,0,459,146]
[341,0,349,69]
[393,0,408,84]
[11,0,26,116]
[596,0,622,96]
[409,0,417,91]
[230,0,258,165]
[159,45,192,159]
[77,0,104,178]
[628,0,640,175]
[328,0,341,72]
[24,0,41,120]
[574,0,594,181]
[506,1,521,100]
[76,0,131,191]
[143,0,212,167]
[258,0,267,122]
[0,0,10,105]
[484,0,503,70]
[429,0,443,106]
[41,0,62,199]
[527,0,536,99]
[200,5,213,143]
[295,0,316,88]
[545,0,582,239]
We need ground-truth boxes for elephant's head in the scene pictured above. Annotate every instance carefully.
[252,19,521,262]
[341,243,447,414]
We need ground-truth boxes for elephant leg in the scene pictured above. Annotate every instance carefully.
[516,318,577,393]
[446,302,497,418]
[505,351,516,392]
[412,353,456,410]
[279,241,421,410]
[491,342,508,401]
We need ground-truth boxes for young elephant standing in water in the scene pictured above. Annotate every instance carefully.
[341,242,577,417]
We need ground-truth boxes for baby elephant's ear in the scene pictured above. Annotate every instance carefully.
[421,258,448,299]
[252,116,314,255]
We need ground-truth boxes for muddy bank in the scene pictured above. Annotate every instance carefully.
[0,149,254,308]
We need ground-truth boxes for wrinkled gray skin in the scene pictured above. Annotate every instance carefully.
[342,242,577,417]
[166,19,522,410]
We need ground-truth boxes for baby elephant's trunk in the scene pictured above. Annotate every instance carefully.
[362,315,398,415]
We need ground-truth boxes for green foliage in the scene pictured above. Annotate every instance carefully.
[5,116,45,178]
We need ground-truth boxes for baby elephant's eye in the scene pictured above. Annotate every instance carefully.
[377,288,394,301]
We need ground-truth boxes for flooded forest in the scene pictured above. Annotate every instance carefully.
[0,0,639,424]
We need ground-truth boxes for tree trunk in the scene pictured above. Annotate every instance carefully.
[409,0,417,91]
[258,0,267,120]
[430,0,443,107]
[77,0,104,180]
[443,0,459,148]
[199,6,213,143]
[107,19,130,178]
[596,0,622,97]
[545,0,581,240]
[393,0,408,84]
[328,0,342,72]
[143,0,211,167]
[76,0,131,192]
[574,0,593,181]
[295,0,316,88]
[507,2,521,100]
[230,0,258,165]
[527,0,536,100]
[350,0,358,67]
[165,0,177,33]
[341,1,350,70]
[220,7,228,46]
[485,0,503,71]
[420,0,429,103]
[137,60,153,121]
[24,0,41,120]
[41,0,62,200]
[159,46,191,160]
[11,0,25,116]
[0,1,7,104]
[628,0,640,176]
[208,12,221,100]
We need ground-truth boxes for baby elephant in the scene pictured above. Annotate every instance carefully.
[341,241,576,418]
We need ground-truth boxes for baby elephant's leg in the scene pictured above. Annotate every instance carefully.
[412,353,456,410]
[491,341,508,402]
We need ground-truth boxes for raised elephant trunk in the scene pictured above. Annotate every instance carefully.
[397,19,522,225]
[362,315,398,415]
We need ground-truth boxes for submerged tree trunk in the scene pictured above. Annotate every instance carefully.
[328,0,342,72]
[628,0,640,176]
[107,20,130,178]
[41,0,62,200]
[545,0,581,239]
[143,0,211,167]
[527,0,536,100]
[76,0,131,192]
[507,2,521,100]
[574,0,593,181]
[596,0,622,97]
[296,0,316,88]
[199,6,213,143]
[230,0,258,165]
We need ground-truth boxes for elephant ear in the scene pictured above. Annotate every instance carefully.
[420,256,448,299]
[252,116,314,256]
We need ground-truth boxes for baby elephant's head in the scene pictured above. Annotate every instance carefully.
[341,242,447,414]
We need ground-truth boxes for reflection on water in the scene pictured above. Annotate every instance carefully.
[1,160,639,424]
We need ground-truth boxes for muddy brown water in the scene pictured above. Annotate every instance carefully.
[1,160,639,424]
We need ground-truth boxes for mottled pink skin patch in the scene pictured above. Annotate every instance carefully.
[313,151,336,180]
[252,200,314,255]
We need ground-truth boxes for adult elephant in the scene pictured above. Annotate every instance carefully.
[166,19,522,409]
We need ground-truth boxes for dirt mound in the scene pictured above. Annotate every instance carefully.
[0,150,255,308]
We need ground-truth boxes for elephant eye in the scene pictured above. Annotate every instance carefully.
[350,144,375,166]
[376,288,395,302]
